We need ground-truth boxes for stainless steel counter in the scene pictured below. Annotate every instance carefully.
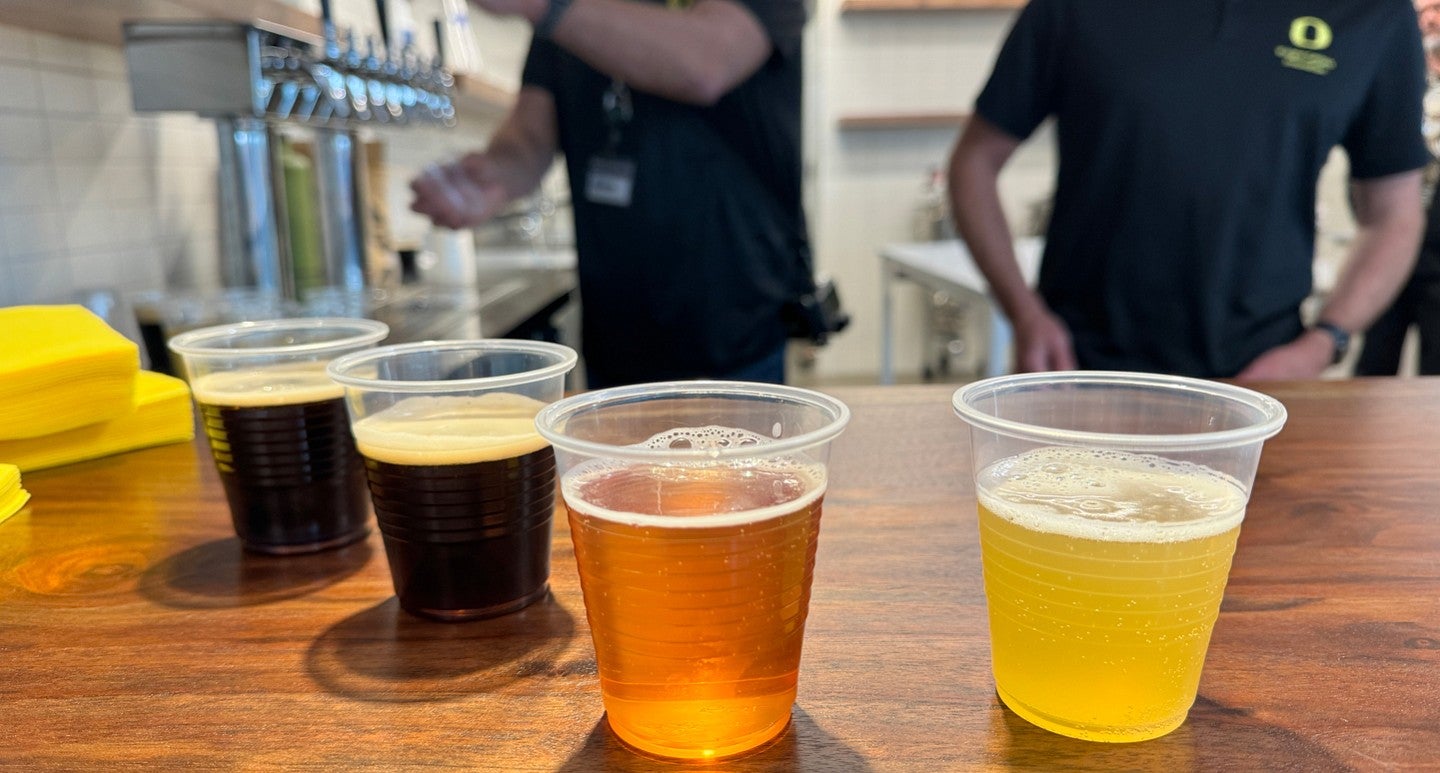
[133,254,577,376]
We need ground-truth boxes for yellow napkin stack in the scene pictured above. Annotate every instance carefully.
[0,304,196,472]
[1,305,141,440]
[0,463,30,526]
[0,370,196,472]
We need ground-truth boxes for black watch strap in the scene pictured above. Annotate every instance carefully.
[1313,321,1351,365]
[536,0,575,38]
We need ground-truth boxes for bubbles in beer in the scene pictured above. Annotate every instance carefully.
[562,426,825,529]
[641,425,766,451]
[977,447,1247,543]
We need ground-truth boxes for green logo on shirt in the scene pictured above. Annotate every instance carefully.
[1276,17,1337,75]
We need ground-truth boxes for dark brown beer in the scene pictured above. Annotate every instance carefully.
[192,369,370,554]
[352,393,556,621]
[363,447,556,620]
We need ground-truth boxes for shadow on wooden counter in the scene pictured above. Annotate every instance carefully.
[138,537,373,609]
[305,593,582,703]
[556,707,875,772]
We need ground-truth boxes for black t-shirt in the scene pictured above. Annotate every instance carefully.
[522,0,811,385]
[976,0,1428,377]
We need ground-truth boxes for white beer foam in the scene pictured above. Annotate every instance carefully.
[562,426,827,529]
[190,364,343,406]
[353,393,551,465]
[976,446,1247,543]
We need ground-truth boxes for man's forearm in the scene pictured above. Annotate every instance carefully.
[542,0,771,105]
[947,119,1043,327]
[480,89,561,203]
[1319,171,1424,333]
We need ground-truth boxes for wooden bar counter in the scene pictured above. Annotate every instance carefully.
[2,379,1437,770]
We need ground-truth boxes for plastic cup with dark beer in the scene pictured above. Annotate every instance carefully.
[168,318,389,554]
[326,339,577,621]
[535,381,851,760]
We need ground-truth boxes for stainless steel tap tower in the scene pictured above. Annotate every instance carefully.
[123,9,455,302]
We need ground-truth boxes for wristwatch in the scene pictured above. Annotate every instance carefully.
[1313,321,1351,365]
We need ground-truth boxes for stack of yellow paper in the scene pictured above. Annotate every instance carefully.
[0,463,30,526]
[0,370,196,472]
[0,305,141,440]
[0,304,196,472]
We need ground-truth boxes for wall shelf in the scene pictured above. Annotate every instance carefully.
[0,0,320,46]
[0,1,517,115]
[837,111,969,131]
[840,0,1023,12]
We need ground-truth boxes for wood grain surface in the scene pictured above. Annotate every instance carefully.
[1,379,1437,771]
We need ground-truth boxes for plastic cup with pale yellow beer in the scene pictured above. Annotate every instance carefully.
[953,371,1286,742]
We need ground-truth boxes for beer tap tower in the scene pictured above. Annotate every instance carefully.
[123,0,456,303]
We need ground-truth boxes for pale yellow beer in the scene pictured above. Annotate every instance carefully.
[976,446,1247,742]
[562,452,826,760]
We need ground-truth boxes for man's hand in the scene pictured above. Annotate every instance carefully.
[1234,329,1333,381]
[1011,307,1077,373]
[409,154,509,230]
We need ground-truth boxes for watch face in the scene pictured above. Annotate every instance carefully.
[1318,322,1350,364]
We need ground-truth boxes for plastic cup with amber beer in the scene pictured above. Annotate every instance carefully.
[168,318,389,554]
[535,381,851,760]
[952,372,1287,742]
[327,340,577,621]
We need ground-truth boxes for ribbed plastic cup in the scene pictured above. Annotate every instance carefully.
[168,318,389,555]
[535,381,850,760]
[327,339,576,621]
[952,371,1287,742]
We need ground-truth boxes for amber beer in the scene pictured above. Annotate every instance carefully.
[562,453,827,760]
[351,393,556,621]
[191,368,370,554]
[975,446,1248,742]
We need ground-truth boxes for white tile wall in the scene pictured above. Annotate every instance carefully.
[0,10,525,323]
[0,23,217,311]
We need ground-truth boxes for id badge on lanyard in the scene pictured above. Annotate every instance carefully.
[585,80,636,207]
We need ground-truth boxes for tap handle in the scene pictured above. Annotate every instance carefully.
[375,0,391,53]
[321,0,340,60]
[433,17,447,69]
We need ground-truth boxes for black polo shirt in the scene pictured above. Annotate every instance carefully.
[976,0,1428,377]
[522,0,811,386]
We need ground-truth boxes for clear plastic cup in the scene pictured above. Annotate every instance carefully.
[326,339,577,621]
[535,381,851,760]
[168,318,389,554]
[952,371,1287,742]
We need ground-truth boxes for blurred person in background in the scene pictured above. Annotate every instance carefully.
[410,0,813,388]
[947,0,1427,380]
[1355,0,1440,376]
